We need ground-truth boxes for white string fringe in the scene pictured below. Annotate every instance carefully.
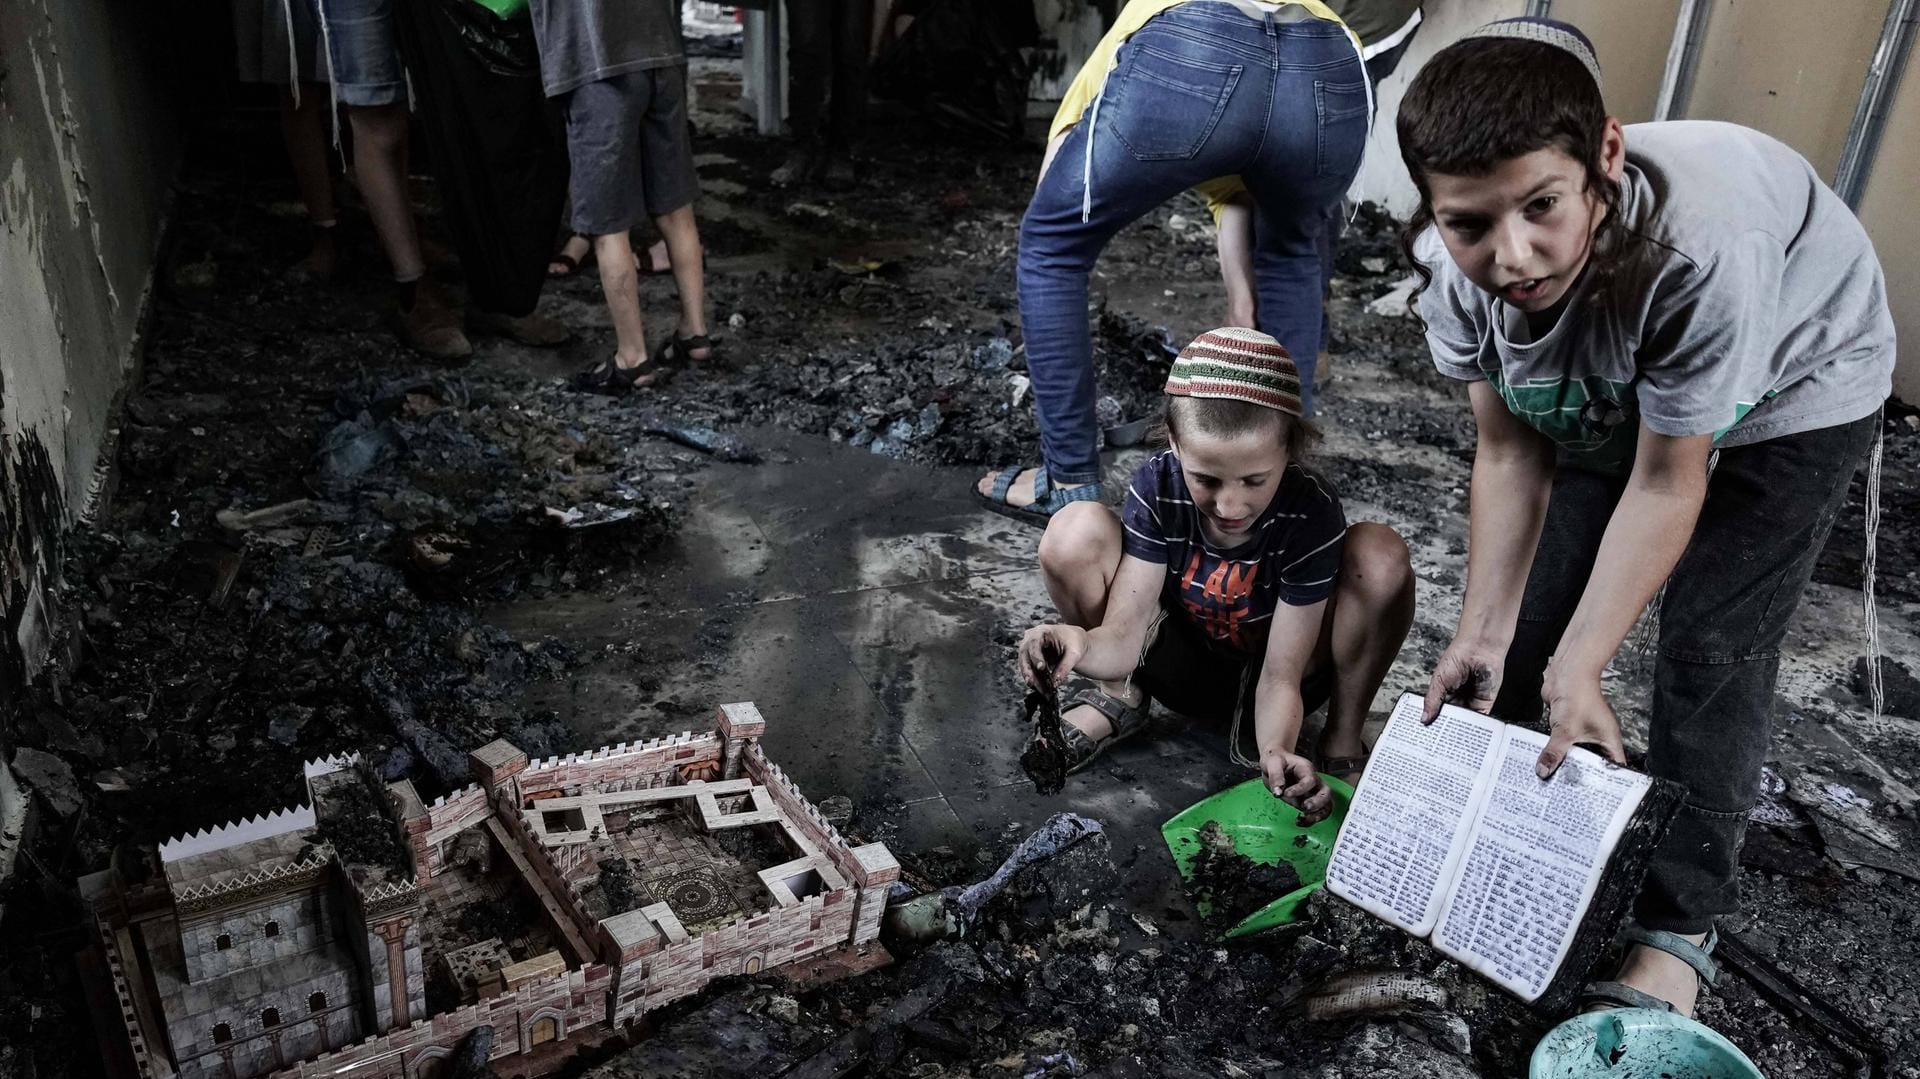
[1863,410,1885,720]
[280,0,301,109]
[316,0,344,153]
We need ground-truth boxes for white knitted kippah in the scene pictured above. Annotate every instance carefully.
[1463,17,1603,90]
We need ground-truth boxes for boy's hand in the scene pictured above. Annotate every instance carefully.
[1536,669,1625,778]
[1423,639,1505,721]
[1262,750,1333,825]
[1018,624,1085,688]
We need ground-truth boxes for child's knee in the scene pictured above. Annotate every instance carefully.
[1038,501,1117,575]
[1343,523,1413,598]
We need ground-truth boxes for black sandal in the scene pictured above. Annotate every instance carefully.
[547,234,593,278]
[653,333,720,368]
[570,359,660,396]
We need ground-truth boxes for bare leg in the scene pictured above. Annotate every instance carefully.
[281,83,337,276]
[344,103,424,281]
[652,204,709,358]
[1036,501,1145,741]
[1316,522,1416,761]
[282,85,336,221]
[594,231,649,370]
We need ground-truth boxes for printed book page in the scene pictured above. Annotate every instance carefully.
[1325,695,1501,937]
[1431,726,1651,1002]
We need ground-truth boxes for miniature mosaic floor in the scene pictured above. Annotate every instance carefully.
[571,817,782,934]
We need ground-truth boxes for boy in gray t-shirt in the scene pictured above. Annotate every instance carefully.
[527,0,717,393]
[1397,18,1891,1025]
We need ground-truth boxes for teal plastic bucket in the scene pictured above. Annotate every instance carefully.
[1531,1009,1764,1078]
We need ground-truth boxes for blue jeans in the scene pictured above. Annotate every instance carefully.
[1017,4,1367,488]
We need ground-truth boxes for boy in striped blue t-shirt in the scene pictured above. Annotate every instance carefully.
[1019,328,1415,820]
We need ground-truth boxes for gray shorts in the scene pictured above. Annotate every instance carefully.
[317,0,406,107]
[563,67,699,237]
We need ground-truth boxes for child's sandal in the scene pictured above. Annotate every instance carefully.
[1056,681,1151,775]
[570,359,660,397]
[653,333,719,368]
[547,234,594,278]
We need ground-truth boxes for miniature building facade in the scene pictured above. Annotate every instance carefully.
[84,703,896,1079]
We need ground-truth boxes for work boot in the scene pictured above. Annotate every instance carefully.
[770,146,819,187]
[469,308,571,348]
[821,151,857,192]
[396,283,472,361]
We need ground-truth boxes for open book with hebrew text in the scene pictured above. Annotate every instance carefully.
[1325,693,1684,1011]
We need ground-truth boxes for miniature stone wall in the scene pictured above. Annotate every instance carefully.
[606,886,857,1023]
[162,882,367,1079]
[169,964,359,1079]
[516,732,723,798]
[495,799,599,945]
[742,748,898,946]
[95,923,159,1079]
[416,785,492,879]
[265,964,610,1079]
[743,750,863,885]
[175,883,342,984]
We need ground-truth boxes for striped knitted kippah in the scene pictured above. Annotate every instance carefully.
[1164,327,1303,417]
[1463,17,1603,89]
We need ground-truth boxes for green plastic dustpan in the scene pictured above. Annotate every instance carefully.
[1160,774,1354,938]
[1531,1009,1763,1078]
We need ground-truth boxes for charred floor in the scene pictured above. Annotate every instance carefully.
[4,43,1920,1079]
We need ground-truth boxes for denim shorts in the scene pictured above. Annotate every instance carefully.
[318,0,406,107]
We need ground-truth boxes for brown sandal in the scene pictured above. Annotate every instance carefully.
[1056,681,1151,775]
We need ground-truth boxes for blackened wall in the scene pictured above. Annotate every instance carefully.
[1,0,182,707]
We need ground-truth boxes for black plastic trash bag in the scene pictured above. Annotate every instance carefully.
[392,0,567,318]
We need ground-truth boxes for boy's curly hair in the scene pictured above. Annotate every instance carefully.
[1395,37,1637,314]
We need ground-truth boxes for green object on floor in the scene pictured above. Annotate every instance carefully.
[1530,1008,1764,1078]
[1160,774,1354,939]
[468,0,528,19]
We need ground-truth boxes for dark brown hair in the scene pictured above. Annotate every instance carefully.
[1158,396,1320,463]
[1395,37,1635,312]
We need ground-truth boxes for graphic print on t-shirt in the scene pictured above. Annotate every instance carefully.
[1175,550,1262,650]
[1486,371,1636,467]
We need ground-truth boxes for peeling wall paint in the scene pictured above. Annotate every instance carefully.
[0,0,180,703]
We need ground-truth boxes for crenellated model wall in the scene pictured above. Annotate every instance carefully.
[411,784,492,879]
[264,964,611,1079]
[609,888,856,1023]
[516,732,723,798]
